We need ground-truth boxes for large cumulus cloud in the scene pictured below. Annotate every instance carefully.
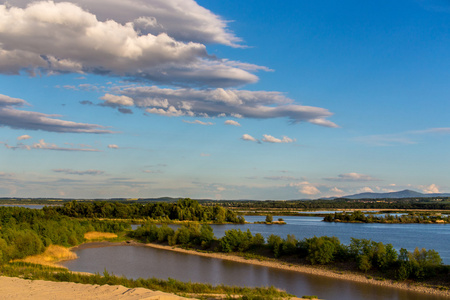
[0,1,258,87]
[4,0,241,46]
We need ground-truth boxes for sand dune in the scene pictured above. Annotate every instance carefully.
[0,276,191,300]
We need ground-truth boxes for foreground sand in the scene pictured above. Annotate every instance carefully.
[0,276,191,300]
[145,243,450,298]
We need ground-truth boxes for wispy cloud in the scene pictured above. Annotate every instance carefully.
[0,94,114,134]
[324,173,380,182]
[32,140,101,152]
[355,127,450,146]
[183,120,214,126]
[264,176,298,181]
[53,169,105,176]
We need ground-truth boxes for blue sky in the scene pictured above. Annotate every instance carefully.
[0,0,449,199]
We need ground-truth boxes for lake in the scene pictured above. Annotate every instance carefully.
[212,215,450,264]
[132,215,450,264]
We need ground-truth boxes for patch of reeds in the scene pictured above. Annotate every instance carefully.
[84,231,118,241]
[12,245,77,267]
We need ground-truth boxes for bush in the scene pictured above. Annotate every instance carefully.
[305,236,340,265]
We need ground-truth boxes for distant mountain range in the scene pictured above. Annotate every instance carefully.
[326,189,450,200]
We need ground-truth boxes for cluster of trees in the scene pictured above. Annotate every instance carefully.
[46,199,245,223]
[323,211,450,223]
[0,206,130,263]
[129,223,215,248]
[209,198,450,210]
[130,224,446,281]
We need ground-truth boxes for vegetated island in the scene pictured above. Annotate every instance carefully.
[0,198,449,299]
[323,211,450,223]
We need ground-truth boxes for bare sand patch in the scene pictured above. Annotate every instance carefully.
[0,276,190,300]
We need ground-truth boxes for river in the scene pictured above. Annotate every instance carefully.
[60,243,448,300]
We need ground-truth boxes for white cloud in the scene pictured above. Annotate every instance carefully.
[411,128,450,134]
[355,127,450,146]
[356,187,374,193]
[146,106,190,117]
[100,94,134,107]
[6,0,242,47]
[264,176,298,181]
[0,94,114,133]
[108,144,119,149]
[324,173,380,182]
[300,185,320,195]
[330,187,344,194]
[241,134,258,142]
[109,86,337,126]
[224,120,241,126]
[262,134,294,143]
[354,134,415,146]
[183,120,214,125]
[0,1,260,88]
[289,181,320,195]
[422,184,440,194]
[32,139,100,151]
[17,135,31,140]
[53,169,104,175]
[143,169,162,174]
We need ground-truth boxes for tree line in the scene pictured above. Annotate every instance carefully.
[46,198,245,223]
[323,211,450,223]
[209,198,450,210]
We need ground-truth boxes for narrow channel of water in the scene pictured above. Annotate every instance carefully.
[60,244,448,300]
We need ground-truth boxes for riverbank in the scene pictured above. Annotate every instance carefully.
[144,243,450,298]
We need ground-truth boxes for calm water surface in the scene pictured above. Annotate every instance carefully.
[61,244,448,300]
[213,216,450,264]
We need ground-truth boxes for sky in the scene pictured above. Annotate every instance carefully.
[0,0,449,200]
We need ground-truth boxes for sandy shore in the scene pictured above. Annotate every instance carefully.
[0,276,191,300]
[144,243,450,298]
